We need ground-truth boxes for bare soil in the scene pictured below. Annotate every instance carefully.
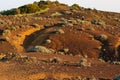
[0,3,120,80]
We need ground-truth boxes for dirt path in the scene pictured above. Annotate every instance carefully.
[9,26,44,52]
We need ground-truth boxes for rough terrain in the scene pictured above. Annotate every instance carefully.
[0,1,120,80]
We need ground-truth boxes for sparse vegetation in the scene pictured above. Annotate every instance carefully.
[0,8,20,15]
[19,3,40,14]
[0,0,120,79]
[0,0,61,15]
[71,4,81,10]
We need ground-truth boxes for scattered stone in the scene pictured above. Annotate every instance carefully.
[65,23,73,27]
[0,37,9,41]
[20,25,27,28]
[88,35,94,40]
[67,19,77,24]
[50,12,62,17]
[58,51,64,55]
[108,43,112,46]
[98,78,110,80]
[15,26,20,29]
[20,55,29,59]
[50,57,61,63]
[60,18,67,22]
[45,39,52,44]
[102,48,106,52]
[0,20,6,25]
[53,29,65,34]
[95,34,108,42]
[98,58,105,62]
[82,77,97,80]
[2,29,11,36]
[58,48,69,55]
[76,19,82,23]
[26,25,31,28]
[24,17,29,22]
[44,25,52,28]
[113,76,120,80]
[91,20,105,25]
[31,23,40,28]
[71,76,82,80]
[64,11,72,15]
[77,58,91,67]
[16,55,31,62]
[78,28,85,31]
[16,34,22,37]
[0,53,16,62]
[114,18,120,22]
[63,48,69,53]
[55,21,67,27]
[11,26,17,31]
[112,61,120,65]
[81,16,85,20]
[86,27,95,31]
[27,46,55,54]
[57,29,65,34]
[0,53,6,60]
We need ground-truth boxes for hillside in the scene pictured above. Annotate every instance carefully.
[0,1,120,80]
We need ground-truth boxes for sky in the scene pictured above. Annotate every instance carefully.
[0,0,120,13]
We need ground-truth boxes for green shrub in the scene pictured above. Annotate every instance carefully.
[0,8,20,15]
[71,4,81,10]
[19,3,40,14]
[0,0,61,15]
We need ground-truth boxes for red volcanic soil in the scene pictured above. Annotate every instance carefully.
[0,52,120,80]
[23,23,120,60]
[24,25,101,58]
[0,40,17,53]
[0,2,120,80]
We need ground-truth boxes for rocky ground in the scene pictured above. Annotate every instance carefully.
[0,1,120,80]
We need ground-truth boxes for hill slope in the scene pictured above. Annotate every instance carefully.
[0,1,120,79]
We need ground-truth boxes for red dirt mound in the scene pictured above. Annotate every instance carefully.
[23,26,101,58]
[0,41,17,53]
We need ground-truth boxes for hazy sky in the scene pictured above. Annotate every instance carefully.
[0,0,120,13]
